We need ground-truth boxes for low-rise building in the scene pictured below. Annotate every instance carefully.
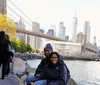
[42,41,82,55]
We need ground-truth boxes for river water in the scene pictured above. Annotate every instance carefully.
[27,60,100,85]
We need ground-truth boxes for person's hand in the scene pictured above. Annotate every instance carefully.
[35,74,41,78]
[30,82,35,85]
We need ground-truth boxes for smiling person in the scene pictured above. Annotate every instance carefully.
[39,52,70,85]
[31,52,70,85]
[26,43,53,85]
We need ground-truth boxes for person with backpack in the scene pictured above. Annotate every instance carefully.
[0,31,13,79]
[31,52,70,85]
[5,34,14,76]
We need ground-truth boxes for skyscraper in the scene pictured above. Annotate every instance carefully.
[51,25,56,36]
[40,29,44,33]
[65,36,69,41]
[18,17,25,30]
[0,0,6,14]
[47,29,54,36]
[77,32,85,44]
[32,22,40,30]
[31,22,41,49]
[72,12,78,42]
[14,22,19,28]
[84,21,91,43]
[93,36,97,47]
[58,22,66,39]
[62,27,66,39]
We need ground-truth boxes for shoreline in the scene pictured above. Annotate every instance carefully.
[14,53,100,61]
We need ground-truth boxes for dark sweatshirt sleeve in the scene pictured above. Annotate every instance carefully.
[40,65,47,79]
[34,59,46,75]
[49,65,67,85]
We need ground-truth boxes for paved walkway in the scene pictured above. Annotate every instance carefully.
[0,57,26,85]
[0,73,19,85]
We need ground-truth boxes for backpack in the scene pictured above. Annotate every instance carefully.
[64,64,71,82]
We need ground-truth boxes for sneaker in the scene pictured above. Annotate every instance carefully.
[30,82,35,85]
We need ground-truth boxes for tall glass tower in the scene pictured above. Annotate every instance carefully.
[84,21,90,43]
[58,22,66,39]
[72,12,78,42]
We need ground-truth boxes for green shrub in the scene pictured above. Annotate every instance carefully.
[10,39,32,53]
[26,44,32,52]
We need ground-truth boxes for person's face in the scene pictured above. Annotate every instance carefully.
[50,54,58,65]
[44,48,52,57]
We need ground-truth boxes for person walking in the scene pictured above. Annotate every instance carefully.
[5,34,14,76]
[0,31,9,79]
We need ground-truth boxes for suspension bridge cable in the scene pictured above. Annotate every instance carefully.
[7,6,32,27]
[8,0,33,22]
[7,12,32,29]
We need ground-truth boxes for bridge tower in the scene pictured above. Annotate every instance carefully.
[0,0,7,14]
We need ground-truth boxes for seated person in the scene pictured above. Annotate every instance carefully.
[26,43,53,85]
[31,52,70,85]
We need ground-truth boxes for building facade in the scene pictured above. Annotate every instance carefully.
[15,21,41,50]
[51,25,56,36]
[65,36,69,41]
[84,21,90,43]
[32,22,40,30]
[93,36,97,47]
[18,18,25,30]
[40,29,44,33]
[14,22,19,28]
[72,13,78,42]
[47,29,54,36]
[58,22,66,39]
[77,32,85,44]
[15,19,26,43]
[30,22,41,49]
[42,41,82,55]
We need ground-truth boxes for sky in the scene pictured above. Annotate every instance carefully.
[8,0,100,46]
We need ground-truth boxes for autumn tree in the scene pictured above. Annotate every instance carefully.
[0,13,16,38]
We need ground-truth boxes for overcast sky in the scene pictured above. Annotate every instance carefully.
[8,0,100,46]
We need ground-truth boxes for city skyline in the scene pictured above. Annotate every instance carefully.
[8,0,100,46]
[13,13,95,45]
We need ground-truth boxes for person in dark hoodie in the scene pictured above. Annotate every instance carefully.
[26,43,53,85]
[30,52,70,85]
[0,31,13,79]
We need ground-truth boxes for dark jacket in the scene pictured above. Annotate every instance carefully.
[0,40,14,62]
[40,59,70,85]
[34,57,48,76]
[0,41,9,62]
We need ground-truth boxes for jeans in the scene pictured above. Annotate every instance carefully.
[26,76,47,85]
